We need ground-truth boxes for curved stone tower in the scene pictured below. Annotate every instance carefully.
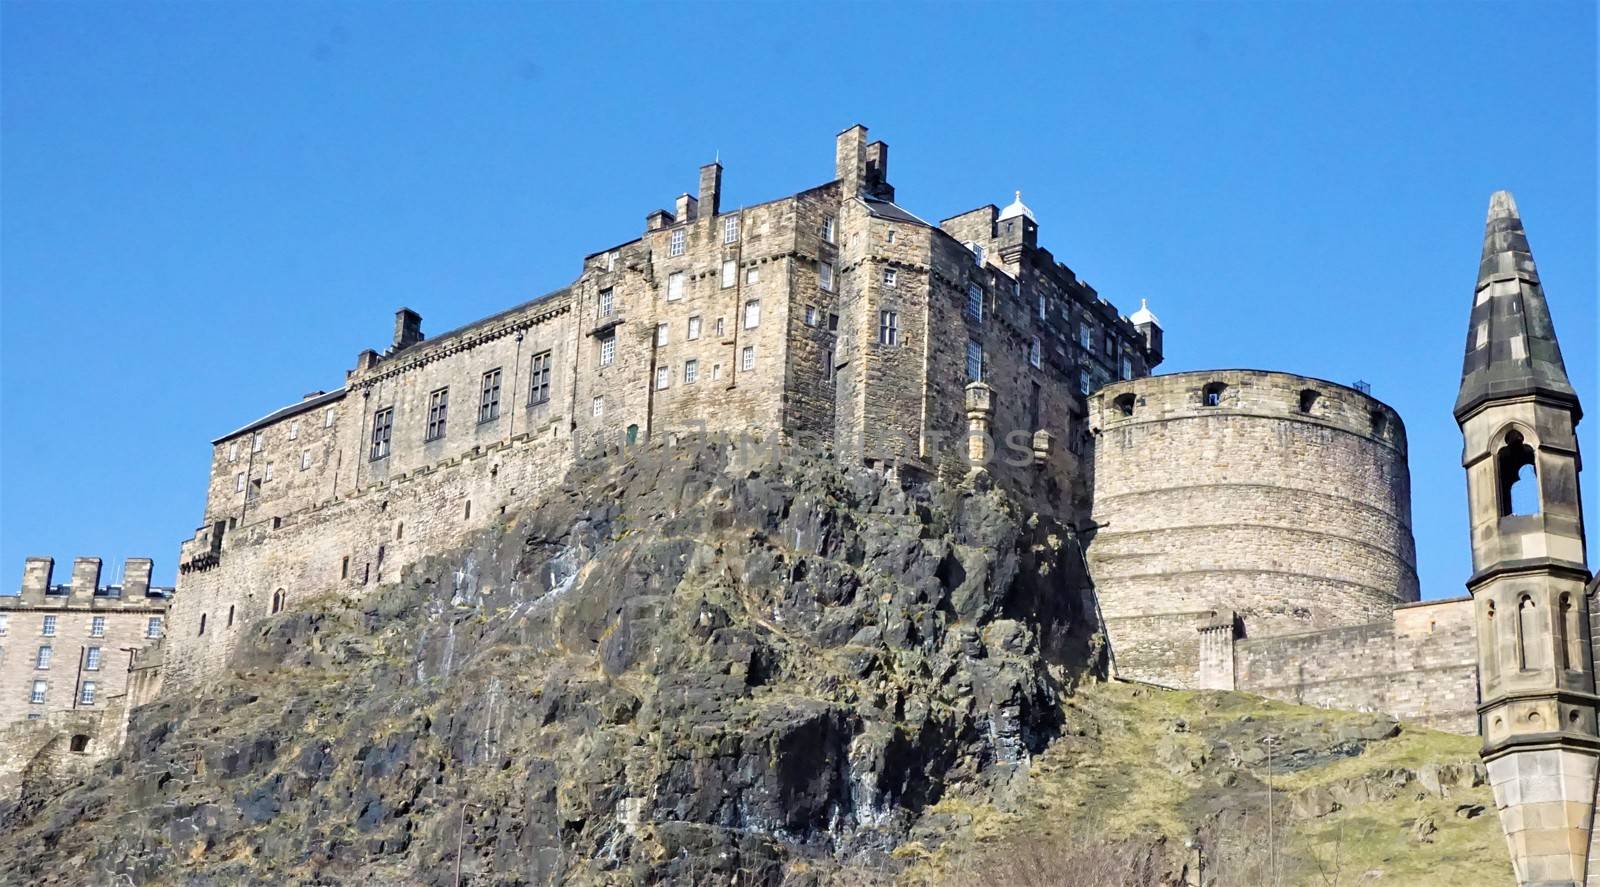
[1087,369,1420,688]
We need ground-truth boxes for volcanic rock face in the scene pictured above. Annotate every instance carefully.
[0,439,1099,885]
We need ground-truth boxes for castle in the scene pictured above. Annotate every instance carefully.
[1,127,1591,884]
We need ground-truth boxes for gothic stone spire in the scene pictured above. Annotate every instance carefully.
[1455,190,1579,421]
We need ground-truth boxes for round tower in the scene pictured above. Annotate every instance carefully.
[1086,369,1419,688]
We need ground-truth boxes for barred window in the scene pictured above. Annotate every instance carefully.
[370,407,393,460]
[529,351,552,404]
[669,228,685,257]
[479,368,502,423]
[426,388,449,441]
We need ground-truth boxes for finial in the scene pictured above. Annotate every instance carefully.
[1015,190,1022,202]
[1141,298,1149,309]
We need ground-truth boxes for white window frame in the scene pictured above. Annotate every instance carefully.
[684,359,699,384]
[711,363,723,381]
[324,407,335,428]
[667,271,684,301]
[883,268,897,287]
[592,396,605,417]
[741,346,756,371]
[41,616,56,637]
[79,681,96,705]
[805,305,817,327]
[821,216,835,243]
[35,645,51,669]
[723,216,739,244]
[228,441,238,463]
[86,647,102,670]
[599,334,616,367]
[656,323,669,347]
[30,680,46,704]
[669,227,685,257]
[1038,293,1046,320]
[879,310,899,346]
[599,287,615,317]
[655,365,671,390]
[235,473,245,492]
[146,616,162,639]
[1079,325,1094,350]
[721,260,736,289]
[714,317,726,338]
[1079,370,1093,395]
[251,432,263,453]
[288,420,299,440]
[687,316,702,340]
[90,616,105,638]
[301,450,313,470]
[819,261,834,292]
[745,267,760,285]
[264,461,274,482]
[1029,337,1042,369]
[966,340,983,382]
[966,284,984,323]
[743,299,761,329]
[1121,356,1134,381]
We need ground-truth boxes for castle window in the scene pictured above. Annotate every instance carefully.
[396,522,403,540]
[879,310,899,346]
[263,461,274,482]
[425,388,449,442]
[966,340,983,381]
[684,359,699,384]
[247,479,261,503]
[288,420,299,441]
[745,267,760,285]
[599,287,614,317]
[741,346,756,371]
[656,366,671,390]
[686,316,702,341]
[626,424,638,444]
[1030,381,1043,429]
[1104,334,1115,357]
[324,407,336,428]
[599,332,616,367]
[235,473,245,492]
[90,616,105,638]
[252,432,263,453]
[1029,337,1042,368]
[1114,393,1136,417]
[79,681,96,705]
[86,647,101,670]
[1561,594,1582,672]
[30,681,46,704]
[744,300,761,329]
[805,305,818,326]
[821,217,835,243]
[300,450,312,471]
[479,369,502,424]
[36,645,51,668]
[1299,389,1319,414]
[668,271,684,300]
[592,396,604,417]
[1038,293,1046,320]
[669,228,685,257]
[711,364,723,381]
[1079,325,1093,350]
[819,261,834,292]
[226,605,234,627]
[966,284,984,323]
[1202,382,1226,407]
[145,616,162,638]
[828,313,839,332]
[886,229,896,244]
[69,734,89,753]
[883,268,897,288]
[197,613,206,636]
[529,352,552,405]
[1517,594,1546,671]
[228,442,239,463]
[656,323,669,347]
[721,260,736,289]
[1370,409,1389,439]
[1121,357,1134,381]
[41,616,56,637]
[271,589,285,615]
[823,348,835,381]
[1079,370,1092,395]
[715,317,726,338]
[1498,430,1539,516]
[370,408,393,460]
[723,216,739,244]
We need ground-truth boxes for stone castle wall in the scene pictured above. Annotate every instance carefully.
[1087,370,1420,688]
[1233,597,1480,734]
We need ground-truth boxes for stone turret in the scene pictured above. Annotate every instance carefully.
[1455,191,1596,887]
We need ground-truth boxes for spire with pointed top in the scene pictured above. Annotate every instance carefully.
[1453,190,1577,420]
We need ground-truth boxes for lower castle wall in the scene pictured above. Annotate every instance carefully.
[164,421,575,689]
[1234,597,1479,734]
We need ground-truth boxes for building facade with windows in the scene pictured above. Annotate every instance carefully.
[161,124,1163,689]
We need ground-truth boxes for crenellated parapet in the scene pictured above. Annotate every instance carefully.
[5,557,172,611]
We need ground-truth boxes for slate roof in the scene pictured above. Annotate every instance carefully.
[1454,191,1578,421]
[214,388,347,445]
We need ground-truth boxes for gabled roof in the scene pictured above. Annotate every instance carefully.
[1454,191,1578,420]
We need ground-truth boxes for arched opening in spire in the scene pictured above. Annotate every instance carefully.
[1560,593,1582,672]
[1517,594,1546,671]
[1497,431,1539,516]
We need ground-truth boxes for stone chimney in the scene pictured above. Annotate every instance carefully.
[675,193,699,224]
[70,557,102,601]
[835,124,868,197]
[393,308,424,350]
[865,140,893,200]
[646,209,675,231]
[123,558,153,597]
[699,162,722,218]
[21,557,53,600]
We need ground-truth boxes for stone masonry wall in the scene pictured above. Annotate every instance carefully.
[1088,370,1419,688]
[1234,597,1480,734]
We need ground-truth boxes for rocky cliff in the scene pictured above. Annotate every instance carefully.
[0,438,1504,885]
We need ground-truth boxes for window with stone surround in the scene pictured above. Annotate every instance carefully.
[1121,357,1134,381]
[668,271,684,301]
[592,396,605,417]
[883,268,897,287]
[745,267,760,285]
[288,420,299,440]
[1079,370,1092,395]
[90,616,105,638]
[1037,293,1046,320]
[721,261,736,289]
[965,284,984,323]
[264,461,274,482]
[300,450,312,471]
[828,313,839,332]
[599,332,616,367]
[712,363,722,381]
[35,645,51,669]
[1079,325,1093,350]
[805,305,817,327]
[1202,382,1226,407]
[819,261,834,292]
[324,407,335,428]
[744,300,761,329]
[823,348,834,381]
[198,613,207,636]
[878,310,899,346]
[1029,337,1041,368]
[426,388,449,441]
[79,681,96,705]
[599,287,615,317]
[669,228,685,257]
[41,616,56,637]
[146,616,162,638]
[656,323,669,348]
[370,407,394,460]
[684,359,699,384]
[741,346,756,371]
[966,340,983,381]
[228,442,239,463]
[252,432,263,453]
[821,217,835,243]
[687,316,702,341]
[723,216,739,244]
[529,352,552,405]
[86,646,101,670]
[1498,430,1539,516]
[479,369,503,423]
[656,366,671,390]
[714,317,726,338]
[30,680,45,704]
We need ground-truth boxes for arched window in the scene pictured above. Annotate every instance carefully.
[1560,594,1581,672]
[1498,431,1539,516]
[271,589,285,615]
[1517,595,1547,671]
[1485,599,1499,681]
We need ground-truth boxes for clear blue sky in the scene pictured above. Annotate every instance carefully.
[3,3,1594,596]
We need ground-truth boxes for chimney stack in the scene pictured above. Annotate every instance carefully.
[836,124,868,197]
[865,140,892,200]
[123,558,153,598]
[70,557,102,601]
[21,557,53,600]
[393,308,424,350]
[646,209,675,231]
[674,193,699,224]
[699,162,722,218]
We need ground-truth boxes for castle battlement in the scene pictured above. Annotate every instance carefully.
[4,558,171,610]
